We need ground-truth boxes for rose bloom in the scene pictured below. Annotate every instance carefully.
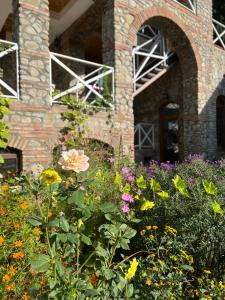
[59,149,89,173]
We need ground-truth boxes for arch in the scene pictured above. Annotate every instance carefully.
[127,7,202,75]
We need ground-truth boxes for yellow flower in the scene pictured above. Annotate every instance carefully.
[22,293,31,300]
[157,259,165,265]
[203,269,211,275]
[125,258,138,280]
[145,278,152,286]
[20,202,29,210]
[40,169,62,185]
[33,227,41,236]
[13,223,21,229]
[0,207,6,215]
[152,226,158,230]
[141,201,155,211]
[15,240,23,247]
[146,226,152,230]
[48,211,53,218]
[218,281,225,289]
[2,274,10,282]
[140,229,146,236]
[8,266,17,276]
[165,226,177,236]
[1,185,9,192]
[149,234,154,239]
[6,282,15,292]
[12,251,24,260]
[77,219,84,229]
[0,236,5,246]
[59,149,90,173]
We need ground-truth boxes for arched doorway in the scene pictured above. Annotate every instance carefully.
[133,15,199,163]
[160,103,180,162]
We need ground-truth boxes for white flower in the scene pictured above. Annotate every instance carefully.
[59,149,89,173]
[30,163,44,180]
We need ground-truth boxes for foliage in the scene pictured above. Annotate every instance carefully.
[0,97,11,164]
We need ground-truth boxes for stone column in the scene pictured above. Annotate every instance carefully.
[102,0,135,156]
[13,0,50,106]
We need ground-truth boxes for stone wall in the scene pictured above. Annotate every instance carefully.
[4,0,225,171]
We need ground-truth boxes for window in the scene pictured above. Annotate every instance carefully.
[0,147,22,176]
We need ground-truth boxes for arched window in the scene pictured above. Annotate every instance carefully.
[216,96,225,151]
[160,103,180,162]
[0,147,22,176]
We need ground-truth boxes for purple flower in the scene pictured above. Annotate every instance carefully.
[121,167,130,175]
[121,193,134,203]
[127,175,135,182]
[121,203,130,214]
[108,156,114,163]
[161,162,174,172]
[148,168,155,177]
[188,178,194,185]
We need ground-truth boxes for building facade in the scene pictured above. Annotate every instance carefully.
[0,0,225,172]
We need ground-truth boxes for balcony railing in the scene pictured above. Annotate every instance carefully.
[213,19,225,50]
[134,123,155,150]
[0,39,19,99]
[174,0,197,13]
[50,52,114,108]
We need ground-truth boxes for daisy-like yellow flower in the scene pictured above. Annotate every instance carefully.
[20,202,29,210]
[33,227,41,236]
[0,236,5,246]
[2,274,10,282]
[140,201,155,211]
[149,234,154,239]
[125,258,138,280]
[146,226,152,230]
[12,251,24,260]
[40,169,62,185]
[152,225,158,230]
[140,229,146,236]
[6,282,15,292]
[13,223,21,229]
[165,225,177,236]
[145,278,152,286]
[8,266,17,276]
[22,293,31,300]
[15,240,23,247]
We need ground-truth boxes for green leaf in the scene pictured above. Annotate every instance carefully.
[0,155,4,164]
[115,172,122,186]
[81,234,92,245]
[68,190,84,207]
[59,216,70,232]
[30,254,50,273]
[150,178,161,193]
[27,216,43,226]
[211,201,223,215]
[202,180,217,196]
[100,202,117,213]
[157,191,169,200]
[173,175,191,198]
[95,243,109,258]
[136,175,147,189]
[121,183,131,193]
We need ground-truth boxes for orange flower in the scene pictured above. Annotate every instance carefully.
[8,266,17,276]
[1,185,9,192]
[22,293,31,300]
[33,227,41,236]
[0,207,6,215]
[48,211,53,218]
[6,282,15,292]
[13,223,21,229]
[12,251,24,260]
[20,202,29,209]
[15,240,23,247]
[2,274,10,282]
[0,236,5,246]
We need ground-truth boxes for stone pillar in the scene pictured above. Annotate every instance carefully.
[13,0,50,106]
[102,0,134,156]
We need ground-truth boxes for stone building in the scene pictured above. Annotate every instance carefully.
[0,0,225,172]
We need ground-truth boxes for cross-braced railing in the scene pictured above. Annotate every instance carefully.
[213,19,225,50]
[133,26,173,92]
[134,123,155,150]
[50,52,114,108]
[0,39,19,99]
[174,0,196,13]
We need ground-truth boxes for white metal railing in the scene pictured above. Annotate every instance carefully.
[50,52,114,108]
[0,39,19,99]
[134,123,155,150]
[133,26,173,91]
[174,0,196,13]
[213,19,225,50]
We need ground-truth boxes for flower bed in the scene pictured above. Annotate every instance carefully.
[1,153,225,299]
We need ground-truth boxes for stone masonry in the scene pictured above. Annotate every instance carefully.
[2,0,225,170]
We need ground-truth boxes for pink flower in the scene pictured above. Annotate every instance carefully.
[122,193,134,203]
[121,203,130,214]
[127,175,135,182]
[121,167,130,175]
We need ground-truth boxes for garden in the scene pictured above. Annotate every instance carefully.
[1,97,225,299]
